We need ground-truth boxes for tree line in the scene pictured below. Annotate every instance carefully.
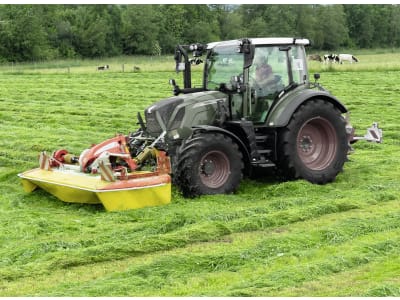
[0,4,399,62]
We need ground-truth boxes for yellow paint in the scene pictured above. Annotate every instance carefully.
[98,183,171,211]
[18,168,171,211]
[21,178,38,193]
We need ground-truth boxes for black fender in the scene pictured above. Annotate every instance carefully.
[266,88,348,127]
[191,125,252,172]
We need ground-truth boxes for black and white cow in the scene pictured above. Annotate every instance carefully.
[97,64,109,70]
[323,54,339,63]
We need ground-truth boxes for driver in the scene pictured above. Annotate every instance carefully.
[252,56,283,97]
[256,58,273,84]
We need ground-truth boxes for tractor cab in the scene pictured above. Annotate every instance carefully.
[204,38,310,122]
[172,38,310,123]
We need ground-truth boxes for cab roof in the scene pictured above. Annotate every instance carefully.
[207,38,310,49]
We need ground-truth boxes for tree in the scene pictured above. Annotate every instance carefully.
[0,5,50,61]
[218,10,245,40]
[315,5,349,50]
[49,6,77,58]
[181,5,220,43]
[70,5,119,58]
[105,5,123,56]
[209,5,244,41]
[121,5,160,55]
[293,5,317,40]
[1,4,400,61]
[345,5,374,48]
[263,5,296,36]
[388,5,400,47]
[156,5,186,54]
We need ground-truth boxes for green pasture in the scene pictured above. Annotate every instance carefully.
[1,50,400,74]
[308,52,400,72]
[0,55,175,74]
[0,53,399,296]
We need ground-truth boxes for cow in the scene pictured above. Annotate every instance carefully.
[307,54,322,62]
[338,54,359,64]
[323,54,339,64]
[97,64,109,70]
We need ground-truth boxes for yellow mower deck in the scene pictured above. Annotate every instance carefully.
[19,168,171,211]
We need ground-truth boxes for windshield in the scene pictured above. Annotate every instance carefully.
[205,44,244,90]
[249,45,307,93]
[248,45,308,122]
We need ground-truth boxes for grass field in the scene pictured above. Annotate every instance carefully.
[0,52,399,296]
[0,55,175,74]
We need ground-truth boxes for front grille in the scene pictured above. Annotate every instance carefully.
[145,113,162,136]
[169,107,185,131]
[145,96,183,137]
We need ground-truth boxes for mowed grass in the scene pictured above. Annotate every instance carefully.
[0,53,399,296]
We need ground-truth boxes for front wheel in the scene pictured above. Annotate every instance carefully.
[175,132,243,197]
[277,99,348,184]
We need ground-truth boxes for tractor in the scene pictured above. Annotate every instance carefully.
[20,38,382,210]
[138,37,380,197]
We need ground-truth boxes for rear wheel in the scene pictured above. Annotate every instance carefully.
[175,132,243,197]
[278,99,348,184]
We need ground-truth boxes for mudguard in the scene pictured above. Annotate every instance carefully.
[266,88,348,127]
[191,125,252,166]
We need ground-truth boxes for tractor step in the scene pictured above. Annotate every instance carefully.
[251,160,276,168]
[257,149,272,155]
[255,135,269,141]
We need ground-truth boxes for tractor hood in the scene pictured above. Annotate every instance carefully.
[144,90,228,138]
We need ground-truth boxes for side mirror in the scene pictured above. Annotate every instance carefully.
[312,73,325,91]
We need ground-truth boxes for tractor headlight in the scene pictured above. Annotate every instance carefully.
[170,129,180,140]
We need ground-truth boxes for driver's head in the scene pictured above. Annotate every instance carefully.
[255,56,272,80]
[254,55,267,66]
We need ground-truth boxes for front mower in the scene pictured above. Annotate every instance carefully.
[19,132,172,211]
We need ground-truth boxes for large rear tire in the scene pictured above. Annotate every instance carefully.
[277,99,348,184]
[175,132,243,197]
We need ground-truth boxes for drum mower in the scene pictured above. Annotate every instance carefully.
[19,133,172,211]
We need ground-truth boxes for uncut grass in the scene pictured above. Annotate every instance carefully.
[2,51,400,74]
[0,55,177,74]
[1,66,399,295]
[308,52,400,73]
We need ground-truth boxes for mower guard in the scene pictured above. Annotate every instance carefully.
[19,136,172,212]
[19,168,171,211]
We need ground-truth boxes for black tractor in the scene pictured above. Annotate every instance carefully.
[136,38,379,197]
